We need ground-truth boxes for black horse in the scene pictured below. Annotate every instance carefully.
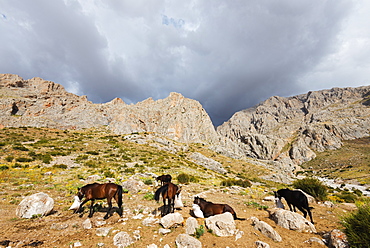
[193,196,245,220]
[75,183,123,219]
[154,182,180,216]
[275,188,314,224]
[156,174,172,186]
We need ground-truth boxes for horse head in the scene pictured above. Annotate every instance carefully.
[77,187,84,200]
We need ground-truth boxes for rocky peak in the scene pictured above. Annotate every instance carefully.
[217,85,370,174]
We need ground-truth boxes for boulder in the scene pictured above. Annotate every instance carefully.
[250,216,282,242]
[175,234,202,248]
[121,179,145,194]
[326,229,349,248]
[255,241,270,248]
[185,217,198,235]
[269,208,316,233]
[113,231,134,248]
[159,212,184,228]
[205,212,236,237]
[16,192,54,218]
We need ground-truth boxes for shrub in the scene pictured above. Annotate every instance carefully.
[143,192,154,200]
[0,165,9,171]
[84,160,97,168]
[334,191,358,203]
[143,179,152,185]
[292,177,327,201]
[341,203,370,247]
[194,225,205,239]
[177,173,199,184]
[221,178,252,188]
[53,164,67,169]
[12,145,29,151]
[41,154,52,164]
[5,156,14,162]
[15,157,33,162]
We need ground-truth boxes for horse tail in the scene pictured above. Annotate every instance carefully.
[116,185,123,207]
[155,184,168,202]
[225,205,245,220]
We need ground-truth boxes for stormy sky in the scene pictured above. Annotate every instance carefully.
[1,1,369,126]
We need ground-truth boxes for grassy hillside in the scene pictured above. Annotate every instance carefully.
[300,137,370,184]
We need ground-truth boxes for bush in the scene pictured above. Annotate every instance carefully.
[334,191,358,203]
[177,173,199,184]
[0,165,9,171]
[292,177,327,201]
[341,203,370,247]
[53,164,67,169]
[143,192,154,200]
[221,178,252,188]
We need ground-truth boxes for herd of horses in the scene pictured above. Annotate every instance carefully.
[73,174,314,224]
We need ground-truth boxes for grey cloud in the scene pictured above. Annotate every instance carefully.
[1,0,368,126]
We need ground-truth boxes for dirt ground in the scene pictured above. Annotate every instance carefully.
[0,183,351,248]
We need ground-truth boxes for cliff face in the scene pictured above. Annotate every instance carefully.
[0,74,219,145]
[1,74,369,175]
[217,86,370,171]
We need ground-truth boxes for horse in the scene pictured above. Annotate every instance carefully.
[154,182,181,216]
[156,174,172,186]
[75,183,123,219]
[193,196,245,220]
[275,188,314,224]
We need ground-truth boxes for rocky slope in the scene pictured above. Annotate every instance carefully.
[217,86,370,175]
[1,74,369,177]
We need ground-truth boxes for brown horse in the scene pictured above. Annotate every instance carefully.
[154,182,181,216]
[156,174,172,186]
[193,196,245,220]
[75,183,123,219]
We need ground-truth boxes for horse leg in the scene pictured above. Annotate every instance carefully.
[104,198,112,219]
[306,207,314,224]
[287,203,294,212]
[296,205,308,219]
[88,199,95,218]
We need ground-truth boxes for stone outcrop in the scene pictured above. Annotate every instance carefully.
[217,86,370,173]
[269,208,316,233]
[16,192,54,218]
[0,74,219,145]
[205,212,236,237]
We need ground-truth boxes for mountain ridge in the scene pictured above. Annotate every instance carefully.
[1,73,369,178]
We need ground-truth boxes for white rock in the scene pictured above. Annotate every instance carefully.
[175,234,202,248]
[113,231,134,248]
[16,192,54,219]
[159,212,184,228]
[205,212,236,237]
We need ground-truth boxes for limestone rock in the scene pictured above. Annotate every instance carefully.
[326,229,349,248]
[121,179,145,194]
[175,234,202,248]
[205,212,236,237]
[113,231,134,248]
[159,212,184,228]
[250,216,282,242]
[16,192,54,218]
[185,217,198,235]
[255,241,270,248]
[269,208,316,233]
[188,152,227,174]
[217,86,370,174]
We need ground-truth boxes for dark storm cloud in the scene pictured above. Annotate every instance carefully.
[1,0,369,126]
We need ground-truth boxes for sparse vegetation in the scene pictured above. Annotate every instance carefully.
[341,203,370,248]
[177,173,199,184]
[292,177,328,201]
[221,178,252,188]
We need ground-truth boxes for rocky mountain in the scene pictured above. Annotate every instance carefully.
[1,73,369,177]
[217,86,370,174]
